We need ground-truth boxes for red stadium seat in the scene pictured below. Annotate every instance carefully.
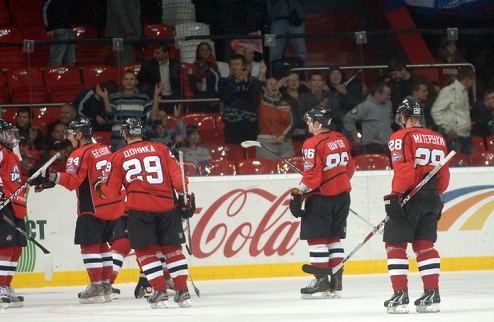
[0,7,11,27]
[236,158,276,175]
[0,70,9,104]
[353,153,392,170]
[276,156,304,174]
[22,26,51,67]
[181,62,194,100]
[120,63,141,75]
[202,143,247,163]
[181,113,223,144]
[471,135,485,152]
[198,158,236,176]
[183,161,198,176]
[43,66,84,102]
[143,24,178,60]
[486,135,494,152]
[449,152,469,167]
[468,152,494,166]
[0,27,27,68]
[6,67,48,104]
[82,65,119,89]
[32,106,60,133]
[92,131,112,146]
[292,140,303,156]
[166,115,177,130]
[72,25,108,66]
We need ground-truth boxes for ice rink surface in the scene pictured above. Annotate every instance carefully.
[3,270,493,322]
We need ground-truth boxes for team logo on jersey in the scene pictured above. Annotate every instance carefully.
[67,165,76,173]
[392,152,402,163]
[10,164,21,182]
[304,160,313,171]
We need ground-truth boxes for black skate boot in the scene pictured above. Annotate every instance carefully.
[414,288,440,313]
[384,289,409,314]
[329,268,343,297]
[300,276,332,299]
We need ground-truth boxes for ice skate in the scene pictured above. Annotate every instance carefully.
[384,289,409,314]
[135,276,153,298]
[174,289,191,308]
[101,280,113,302]
[0,286,11,309]
[329,268,343,298]
[166,278,175,292]
[300,276,332,299]
[415,288,440,313]
[78,282,108,304]
[147,290,169,309]
[110,286,121,300]
[5,286,24,308]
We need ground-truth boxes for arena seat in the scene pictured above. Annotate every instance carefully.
[6,66,48,104]
[82,65,119,89]
[22,26,51,67]
[276,156,304,174]
[0,27,27,69]
[471,135,486,152]
[120,63,141,75]
[143,24,178,60]
[468,152,494,166]
[236,158,276,175]
[198,158,236,176]
[353,153,392,170]
[485,135,494,152]
[43,66,83,102]
[202,143,245,162]
[32,106,60,134]
[181,112,222,144]
[0,70,9,104]
[92,131,112,146]
[72,25,108,66]
[449,152,469,167]
[183,161,198,176]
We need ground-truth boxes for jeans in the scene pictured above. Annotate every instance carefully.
[269,19,307,64]
[49,28,76,66]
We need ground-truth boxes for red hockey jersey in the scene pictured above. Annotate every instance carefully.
[388,126,450,195]
[0,147,26,219]
[102,141,188,212]
[301,131,355,196]
[58,142,124,220]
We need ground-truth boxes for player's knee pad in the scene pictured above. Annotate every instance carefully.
[412,240,435,256]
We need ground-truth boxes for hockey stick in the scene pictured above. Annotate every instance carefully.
[241,140,374,228]
[302,150,456,276]
[0,151,61,281]
[177,151,200,297]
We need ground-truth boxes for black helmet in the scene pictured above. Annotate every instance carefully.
[395,96,423,126]
[121,117,144,137]
[304,106,333,127]
[0,119,19,149]
[67,116,92,137]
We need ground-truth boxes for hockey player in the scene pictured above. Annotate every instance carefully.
[34,116,124,304]
[0,120,26,308]
[383,97,450,314]
[94,117,195,309]
[289,106,355,299]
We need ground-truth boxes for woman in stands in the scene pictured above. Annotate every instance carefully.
[189,42,221,113]
[178,125,212,170]
[436,37,467,87]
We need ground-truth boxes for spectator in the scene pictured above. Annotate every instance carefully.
[105,0,142,65]
[178,124,212,168]
[343,81,393,155]
[326,66,364,117]
[256,77,296,160]
[189,42,221,113]
[42,0,80,66]
[18,140,38,177]
[15,107,44,150]
[45,103,78,145]
[471,87,494,139]
[218,54,265,144]
[137,44,183,114]
[410,77,437,130]
[73,80,119,132]
[154,105,186,135]
[235,46,261,78]
[298,72,340,133]
[431,68,476,154]
[105,70,162,151]
[436,37,467,87]
[150,120,185,157]
[39,139,72,173]
[279,71,308,140]
[387,58,433,114]
[268,0,307,67]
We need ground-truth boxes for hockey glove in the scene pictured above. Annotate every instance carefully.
[178,193,196,218]
[33,168,58,193]
[93,176,107,200]
[289,188,306,218]
[383,193,404,218]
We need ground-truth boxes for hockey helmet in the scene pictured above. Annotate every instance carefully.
[0,119,19,149]
[66,116,93,138]
[121,117,144,137]
[304,105,333,127]
[395,96,423,126]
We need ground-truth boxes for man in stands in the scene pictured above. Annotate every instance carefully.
[383,97,450,314]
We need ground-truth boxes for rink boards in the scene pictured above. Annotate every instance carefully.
[13,167,494,288]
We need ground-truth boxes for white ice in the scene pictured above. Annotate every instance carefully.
[3,271,493,322]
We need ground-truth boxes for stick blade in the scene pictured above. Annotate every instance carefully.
[44,253,54,281]
[302,264,333,275]
[240,140,261,148]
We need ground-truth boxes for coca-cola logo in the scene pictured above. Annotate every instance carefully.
[192,189,300,258]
